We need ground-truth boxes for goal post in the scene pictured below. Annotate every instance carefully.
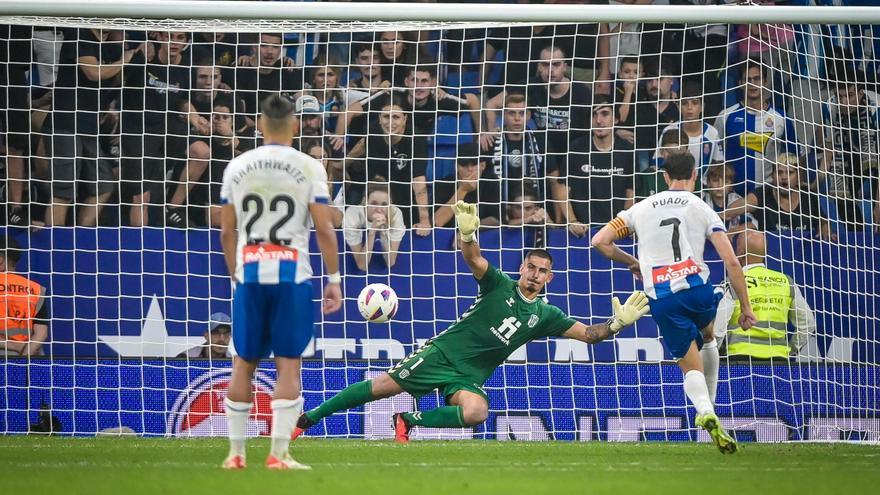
[0,1,878,442]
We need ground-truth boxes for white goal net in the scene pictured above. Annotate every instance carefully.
[1,1,878,442]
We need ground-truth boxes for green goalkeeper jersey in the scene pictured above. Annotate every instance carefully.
[430,265,576,383]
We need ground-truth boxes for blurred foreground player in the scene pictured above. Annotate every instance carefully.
[293,201,650,443]
[219,95,342,470]
[591,153,756,454]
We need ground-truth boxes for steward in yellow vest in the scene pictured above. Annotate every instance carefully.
[714,232,817,359]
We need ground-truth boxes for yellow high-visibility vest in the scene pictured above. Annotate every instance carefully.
[727,265,792,358]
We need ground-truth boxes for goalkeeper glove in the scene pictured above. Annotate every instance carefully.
[453,200,480,242]
[607,291,650,334]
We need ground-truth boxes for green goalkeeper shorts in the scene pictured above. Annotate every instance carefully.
[386,343,488,402]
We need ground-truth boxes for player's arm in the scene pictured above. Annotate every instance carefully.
[220,204,238,278]
[310,202,342,314]
[455,201,489,280]
[708,231,756,330]
[590,217,641,278]
[562,291,650,343]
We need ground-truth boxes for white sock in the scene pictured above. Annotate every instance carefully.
[224,398,252,457]
[270,397,304,458]
[701,340,720,405]
[683,370,715,416]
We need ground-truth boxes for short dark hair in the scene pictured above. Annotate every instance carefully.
[663,153,696,180]
[592,94,613,112]
[525,248,553,266]
[457,142,480,165]
[742,57,769,82]
[619,57,640,69]
[680,80,703,100]
[407,65,437,80]
[660,129,689,148]
[0,235,22,265]
[213,94,234,112]
[260,94,294,132]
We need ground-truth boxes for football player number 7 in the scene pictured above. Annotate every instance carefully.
[660,217,682,262]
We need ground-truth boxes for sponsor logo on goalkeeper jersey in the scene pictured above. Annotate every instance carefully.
[652,258,701,284]
[243,243,298,264]
[167,369,275,437]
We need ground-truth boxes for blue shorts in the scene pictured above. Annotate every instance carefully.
[232,281,314,360]
[648,284,720,360]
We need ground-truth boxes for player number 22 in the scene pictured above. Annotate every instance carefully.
[242,193,296,244]
[659,217,682,262]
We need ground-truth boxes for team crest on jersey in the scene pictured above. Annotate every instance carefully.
[528,314,539,328]
[166,369,276,437]
[652,258,701,284]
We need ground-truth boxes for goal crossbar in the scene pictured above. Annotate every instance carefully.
[0,0,879,26]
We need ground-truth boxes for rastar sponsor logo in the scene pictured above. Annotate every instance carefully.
[166,369,276,437]
[243,244,297,264]
[652,258,701,284]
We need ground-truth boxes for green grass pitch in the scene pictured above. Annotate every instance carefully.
[2,437,878,495]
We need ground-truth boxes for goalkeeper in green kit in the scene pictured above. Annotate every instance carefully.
[293,201,650,443]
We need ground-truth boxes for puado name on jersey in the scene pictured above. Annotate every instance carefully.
[652,258,701,284]
[651,196,690,209]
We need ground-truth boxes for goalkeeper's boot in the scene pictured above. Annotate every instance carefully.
[392,413,412,444]
[291,413,316,441]
[265,453,312,471]
[221,454,247,470]
[696,413,738,454]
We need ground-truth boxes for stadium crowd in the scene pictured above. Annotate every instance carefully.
[1,1,879,273]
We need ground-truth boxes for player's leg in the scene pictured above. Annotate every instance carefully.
[402,388,487,429]
[295,372,405,438]
[223,283,271,469]
[700,323,720,404]
[265,281,314,470]
[223,356,259,469]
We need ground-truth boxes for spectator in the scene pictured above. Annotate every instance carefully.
[301,137,344,228]
[505,187,547,227]
[345,97,431,233]
[121,30,202,227]
[0,236,49,357]
[45,28,125,227]
[403,65,481,138]
[376,31,421,87]
[190,32,237,68]
[726,153,834,240]
[230,32,302,117]
[658,80,724,174]
[614,57,658,170]
[645,66,680,128]
[713,230,817,359]
[482,94,562,221]
[202,312,232,359]
[635,128,689,201]
[348,44,391,94]
[557,95,634,235]
[484,44,592,161]
[670,0,730,119]
[433,143,500,229]
[167,95,255,228]
[343,182,406,271]
[303,58,364,151]
[701,164,758,233]
[714,58,799,194]
[0,25,36,227]
[819,64,879,228]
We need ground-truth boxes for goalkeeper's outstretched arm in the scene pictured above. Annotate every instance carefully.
[455,201,489,280]
[562,291,650,343]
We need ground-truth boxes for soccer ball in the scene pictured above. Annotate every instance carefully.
[357,283,399,323]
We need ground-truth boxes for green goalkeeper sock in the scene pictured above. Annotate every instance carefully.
[403,406,467,428]
[306,380,375,422]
